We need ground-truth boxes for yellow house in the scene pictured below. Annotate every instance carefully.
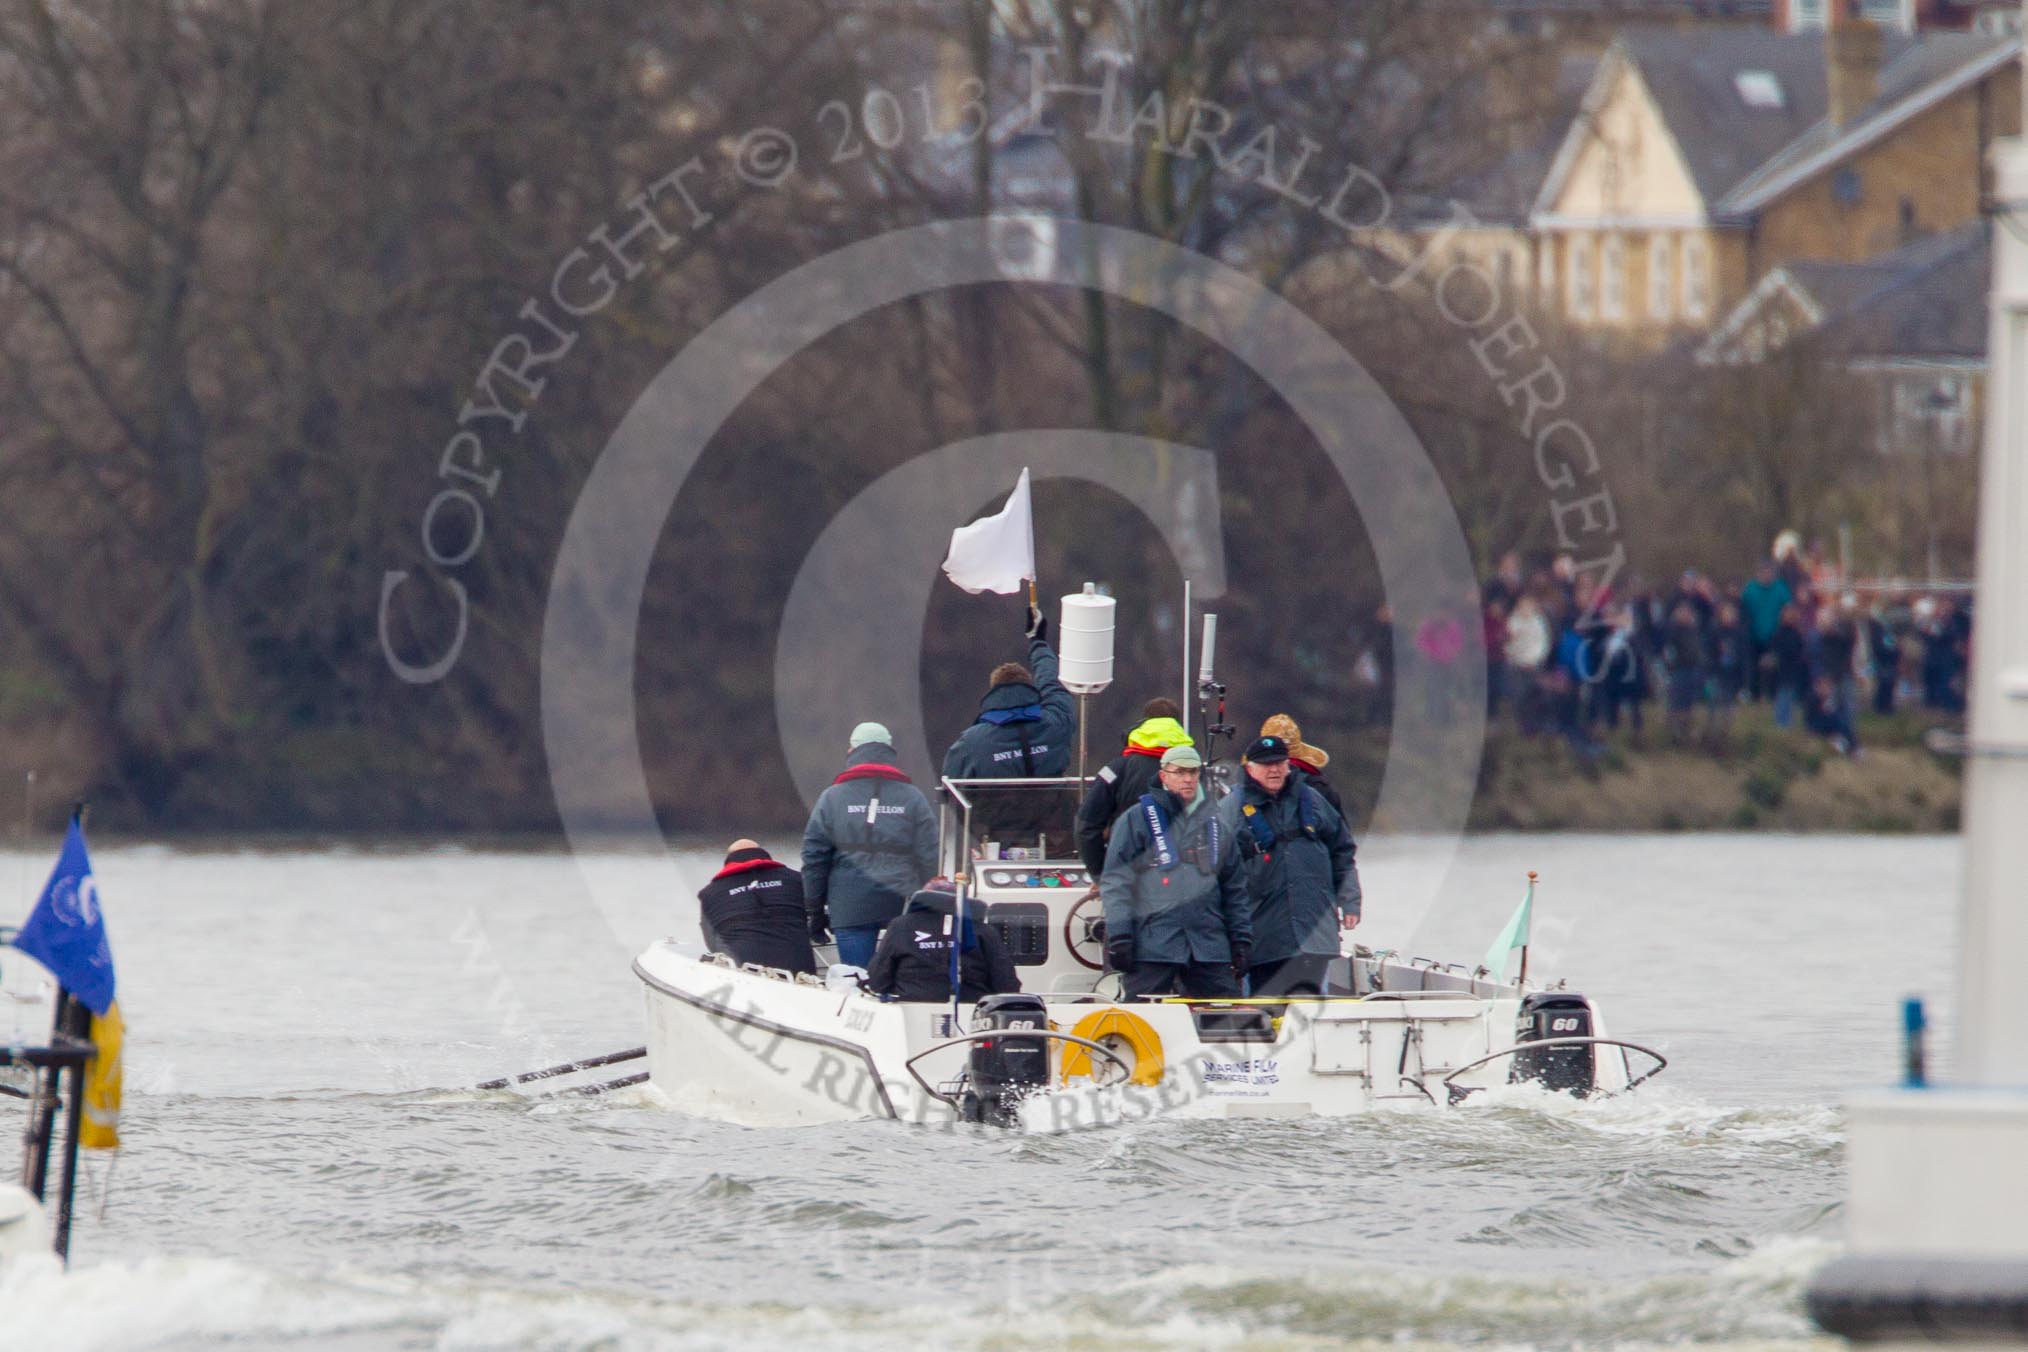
[1526,22,2018,342]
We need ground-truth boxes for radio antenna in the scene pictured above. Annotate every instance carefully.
[1195,614,1235,775]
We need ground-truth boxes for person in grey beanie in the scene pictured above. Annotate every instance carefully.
[802,721,938,968]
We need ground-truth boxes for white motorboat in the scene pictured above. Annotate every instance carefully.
[635,776,1664,1129]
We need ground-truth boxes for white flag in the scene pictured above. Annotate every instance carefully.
[941,468,1035,595]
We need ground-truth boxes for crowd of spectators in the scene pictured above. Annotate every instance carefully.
[1352,533,1974,759]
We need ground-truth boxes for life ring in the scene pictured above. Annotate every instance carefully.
[1060,1008,1164,1086]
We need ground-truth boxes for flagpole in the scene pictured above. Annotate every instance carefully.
[19,769,33,913]
[1519,871,1536,986]
[949,873,968,1036]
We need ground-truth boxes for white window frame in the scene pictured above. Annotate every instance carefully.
[1682,236,1710,320]
[1897,373,1974,453]
[1569,234,1595,319]
[1648,234,1674,321]
[1600,235,1626,320]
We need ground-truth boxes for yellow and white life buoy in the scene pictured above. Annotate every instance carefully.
[1060,1008,1165,1086]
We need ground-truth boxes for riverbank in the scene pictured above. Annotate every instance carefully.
[0,701,1963,838]
[1464,703,1962,833]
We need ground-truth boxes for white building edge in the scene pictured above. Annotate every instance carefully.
[1806,22,2028,1344]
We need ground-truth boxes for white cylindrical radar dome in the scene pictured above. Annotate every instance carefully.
[1058,582,1116,694]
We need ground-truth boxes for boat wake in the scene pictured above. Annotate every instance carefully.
[2,1235,1843,1350]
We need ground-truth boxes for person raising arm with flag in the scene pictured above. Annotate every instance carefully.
[940,604,1076,782]
[938,467,1074,783]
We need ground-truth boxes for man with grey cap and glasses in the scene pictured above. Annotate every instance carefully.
[1099,743,1253,1000]
[801,721,939,968]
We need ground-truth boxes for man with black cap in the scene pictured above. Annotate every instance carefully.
[942,606,1076,781]
[802,720,939,969]
[866,879,1021,1003]
[1258,714,1343,815]
[697,840,820,975]
[1218,734,1361,997]
[1099,743,1252,999]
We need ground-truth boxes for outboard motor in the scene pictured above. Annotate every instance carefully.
[1511,992,1596,1096]
[960,993,1051,1127]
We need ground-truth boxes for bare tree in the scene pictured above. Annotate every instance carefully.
[0,0,284,810]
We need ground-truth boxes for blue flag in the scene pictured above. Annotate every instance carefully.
[12,820,116,1015]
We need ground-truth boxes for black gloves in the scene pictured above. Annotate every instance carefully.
[1027,604,1048,643]
[1230,942,1252,980]
[1105,938,1134,973]
[808,906,833,946]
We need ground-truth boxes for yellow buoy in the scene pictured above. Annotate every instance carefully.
[1060,1008,1165,1086]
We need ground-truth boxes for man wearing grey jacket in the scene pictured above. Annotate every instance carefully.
[802,722,939,969]
[1099,744,1252,1000]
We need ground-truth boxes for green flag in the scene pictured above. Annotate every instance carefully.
[1482,877,1534,982]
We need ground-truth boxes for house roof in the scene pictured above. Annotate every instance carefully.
[1700,220,1990,362]
[1614,25,1872,205]
[1812,220,1991,360]
[1535,25,2015,221]
[1718,32,2019,212]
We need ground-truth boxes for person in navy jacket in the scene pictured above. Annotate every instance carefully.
[698,841,819,974]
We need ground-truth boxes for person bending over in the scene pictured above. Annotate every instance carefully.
[866,880,1020,1003]
[697,840,820,975]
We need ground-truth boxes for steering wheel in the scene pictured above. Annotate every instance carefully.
[1063,888,1106,970]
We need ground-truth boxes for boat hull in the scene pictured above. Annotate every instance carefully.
[635,941,1634,1129]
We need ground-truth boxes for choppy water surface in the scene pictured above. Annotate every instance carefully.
[0,834,1958,1350]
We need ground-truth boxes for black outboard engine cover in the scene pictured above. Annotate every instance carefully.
[961,993,1050,1127]
[1510,992,1596,1096]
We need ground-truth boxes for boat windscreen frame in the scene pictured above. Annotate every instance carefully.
[939,775,1088,874]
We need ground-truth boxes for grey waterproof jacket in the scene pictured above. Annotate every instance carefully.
[941,637,1076,780]
[1100,787,1252,965]
[801,743,939,930]
[1218,778,1361,964]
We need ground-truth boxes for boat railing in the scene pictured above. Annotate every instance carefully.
[4,1032,92,1262]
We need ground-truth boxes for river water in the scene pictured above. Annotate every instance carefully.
[0,833,1959,1350]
